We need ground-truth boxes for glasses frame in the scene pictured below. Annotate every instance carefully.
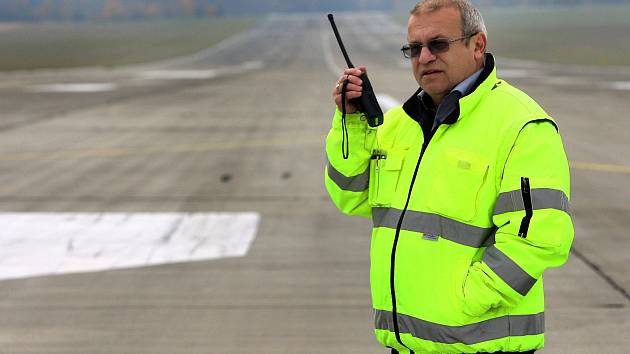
[401,32,478,59]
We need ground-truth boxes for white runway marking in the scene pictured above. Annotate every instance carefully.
[242,60,264,70]
[377,94,401,112]
[137,61,263,81]
[609,81,630,90]
[138,69,218,80]
[497,69,533,79]
[539,76,587,86]
[26,83,117,93]
[0,213,260,281]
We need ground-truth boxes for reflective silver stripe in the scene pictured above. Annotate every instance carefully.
[494,188,570,215]
[482,229,497,247]
[483,246,537,296]
[375,309,544,345]
[326,161,369,192]
[372,207,495,248]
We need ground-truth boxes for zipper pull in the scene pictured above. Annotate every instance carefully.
[518,177,533,238]
[371,150,380,172]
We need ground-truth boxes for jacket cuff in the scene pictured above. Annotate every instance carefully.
[332,108,368,129]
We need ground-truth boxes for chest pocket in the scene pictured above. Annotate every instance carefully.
[427,148,489,222]
[368,148,408,207]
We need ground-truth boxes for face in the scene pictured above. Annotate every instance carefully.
[407,7,486,104]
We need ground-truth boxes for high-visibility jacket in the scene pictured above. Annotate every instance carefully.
[324,54,573,354]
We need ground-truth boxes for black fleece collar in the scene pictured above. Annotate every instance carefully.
[402,53,496,128]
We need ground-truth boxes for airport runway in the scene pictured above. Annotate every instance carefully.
[0,13,628,353]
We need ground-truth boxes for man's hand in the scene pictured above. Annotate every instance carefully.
[332,66,366,113]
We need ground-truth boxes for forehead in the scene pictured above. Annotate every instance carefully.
[407,7,462,41]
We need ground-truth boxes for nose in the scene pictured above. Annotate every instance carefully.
[417,45,436,65]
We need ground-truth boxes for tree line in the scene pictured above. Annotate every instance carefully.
[0,0,221,21]
[0,0,628,22]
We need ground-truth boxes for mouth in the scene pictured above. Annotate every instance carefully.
[421,69,443,77]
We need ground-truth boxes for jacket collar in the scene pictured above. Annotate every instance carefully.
[402,53,497,128]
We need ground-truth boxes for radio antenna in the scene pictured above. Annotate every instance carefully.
[327,14,355,68]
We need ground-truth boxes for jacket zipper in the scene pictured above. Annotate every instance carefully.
[518,177,533,237]
[389,126,439,353]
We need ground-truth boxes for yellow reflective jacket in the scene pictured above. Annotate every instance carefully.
[324,55,573,354]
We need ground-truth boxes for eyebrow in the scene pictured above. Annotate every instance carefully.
[407,33,450,43]
[428,33,447,40]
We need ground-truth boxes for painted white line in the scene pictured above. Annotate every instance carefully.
[138,70,218,80]
[609,81,630,90]
[137,61,264,81]
[26,83,117,93]
[243,60,264,70]
[496,55,630,75]
[377,94,401,112]
[539,76,588,86]
[0,213,260,281]
[497,69,533,79]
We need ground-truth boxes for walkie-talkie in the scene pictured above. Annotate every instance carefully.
[328,14,383,127]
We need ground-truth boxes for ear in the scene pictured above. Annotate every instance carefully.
[473,32,487,61]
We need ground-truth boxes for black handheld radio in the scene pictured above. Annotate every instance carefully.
[328,14,383,128]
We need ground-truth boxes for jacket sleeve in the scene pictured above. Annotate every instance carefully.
[462,120,574,316]
[324,108,376,218]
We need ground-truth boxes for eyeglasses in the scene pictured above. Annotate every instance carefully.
[401,33,477,58]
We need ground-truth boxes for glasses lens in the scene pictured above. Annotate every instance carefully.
[401,45,411,59]
[428,39,450,54]
[410,44,422,57]
[401,44,422,58]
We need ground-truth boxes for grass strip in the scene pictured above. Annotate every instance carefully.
[0,17,256,71]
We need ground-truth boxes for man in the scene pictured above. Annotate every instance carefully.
[324,1,574,353]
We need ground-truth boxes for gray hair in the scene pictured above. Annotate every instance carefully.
[410,0,487,37]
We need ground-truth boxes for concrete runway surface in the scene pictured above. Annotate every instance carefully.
[0,12,628,353]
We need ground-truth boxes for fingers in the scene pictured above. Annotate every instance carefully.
[343,66,366,75]
[340,68,364,85]
[339,82,363,93]
[333,89,361,113]
[333,95,359,113]
[336,86,363,98]
[332,66,368,113]
[335,73,363,95]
